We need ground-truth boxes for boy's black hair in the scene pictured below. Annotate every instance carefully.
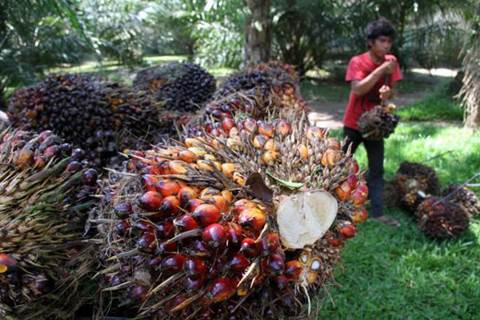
[366,17,395,41]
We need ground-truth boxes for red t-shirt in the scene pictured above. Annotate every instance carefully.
[343,52,402,130]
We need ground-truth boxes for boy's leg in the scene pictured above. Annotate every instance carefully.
[363,138,384,218]
[342,127,362,154]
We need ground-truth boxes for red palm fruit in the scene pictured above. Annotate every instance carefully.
[161,254,186,273]
[347,174,359,189]
[133,220,155,233]
[66,160,82,173]
[186,198,205,212]
[226,222,243,245]
[334,180,352,201]
[352,207,368,224]
[285,260,303,280]
[156,180,181,197]
[243,118,257,133]
[0,253,17,273]
[238,208,266,232]
[222,117,236,133]
[239,238,259,258]
[178,150,198,163]
[129,285,148,301]
[136,231,157,252]
[206,278,237,303]
[210,128,225,137]
[115,219,131,236]
[252,134,268,149]
[233,199,257,214]
[157,241,177,253]
[274,275,289,290]
[142,174,159,192]
[158,161,172,174]
[184,257,208,280]
[185,276,205,291]
[178,186,198,207]
[321,149,342,169]
[202,223,227,249]
[259,233,280,256]
[174,214,199,232]
[156,221,175,238]
[227,253,250,273]
[326,233,344,247]
[138,191,163,211]
[351,182,369,207]
[258,122,274,138]
[205,195,228,212]
[338,222,357,239]
[275,119,292,136]
[268,253,285,274]
[148,256,163,268]
[114,202,133,218]
[192,204,221,227]
[157,195,180,217]
[43,145,59,158]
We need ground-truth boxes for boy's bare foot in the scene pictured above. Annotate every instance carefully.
[371,215,401,227]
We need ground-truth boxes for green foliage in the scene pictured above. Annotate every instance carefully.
[397,87,464,122]
[319,123,480,319]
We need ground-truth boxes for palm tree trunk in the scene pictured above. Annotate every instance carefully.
[244,0,272,67]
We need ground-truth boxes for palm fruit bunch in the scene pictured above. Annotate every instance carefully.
[357,104,399,140]
[93,114,368,319]
[442,184,480,218]
[213,61,307,112]
[133,62,216,113]
[0,129,97,319]
[394,161,440,213]
[415,196,470,239]
[8,73,164,167]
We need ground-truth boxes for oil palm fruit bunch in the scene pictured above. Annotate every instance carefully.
[394,161,440,213]
[357,104,399,140]
[133,62,216,113]
[0,129,97,319]
[214,62,307,113]
[415,196,470,239]
[442,184,480,218]
[8,73,164,167]
[93,114,368,319]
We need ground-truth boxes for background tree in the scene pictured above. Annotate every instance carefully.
[244,0,272,66]
[458,3,480,129]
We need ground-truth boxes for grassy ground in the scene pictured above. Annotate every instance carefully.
[316,108,480,318]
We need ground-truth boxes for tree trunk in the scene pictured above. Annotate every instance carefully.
[244,0,272,67]
[460,4,480,129]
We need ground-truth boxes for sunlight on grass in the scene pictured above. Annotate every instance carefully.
[318,123,480,319]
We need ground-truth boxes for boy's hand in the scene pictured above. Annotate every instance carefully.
[379,85,393,100]
[380,60,397,75]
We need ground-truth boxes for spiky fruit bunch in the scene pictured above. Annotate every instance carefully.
[357,104,399,140]
[415,196,469,239]
[394,162,440,213]
[94,115,368,319]
[0,129,97,319]
[442,184,480,218]
[133,62,216,113]
[8,73,164,167]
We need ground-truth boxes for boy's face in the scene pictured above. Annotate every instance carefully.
[369,36,393,57]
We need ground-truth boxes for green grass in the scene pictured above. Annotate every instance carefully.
[317,123,480,319]
[396,87,463,122]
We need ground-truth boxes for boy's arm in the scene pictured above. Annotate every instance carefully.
[351,60,397,96]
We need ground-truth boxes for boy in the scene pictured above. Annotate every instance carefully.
[342,18,402,226]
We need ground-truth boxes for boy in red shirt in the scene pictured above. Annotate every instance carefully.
[343,18,402,226]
